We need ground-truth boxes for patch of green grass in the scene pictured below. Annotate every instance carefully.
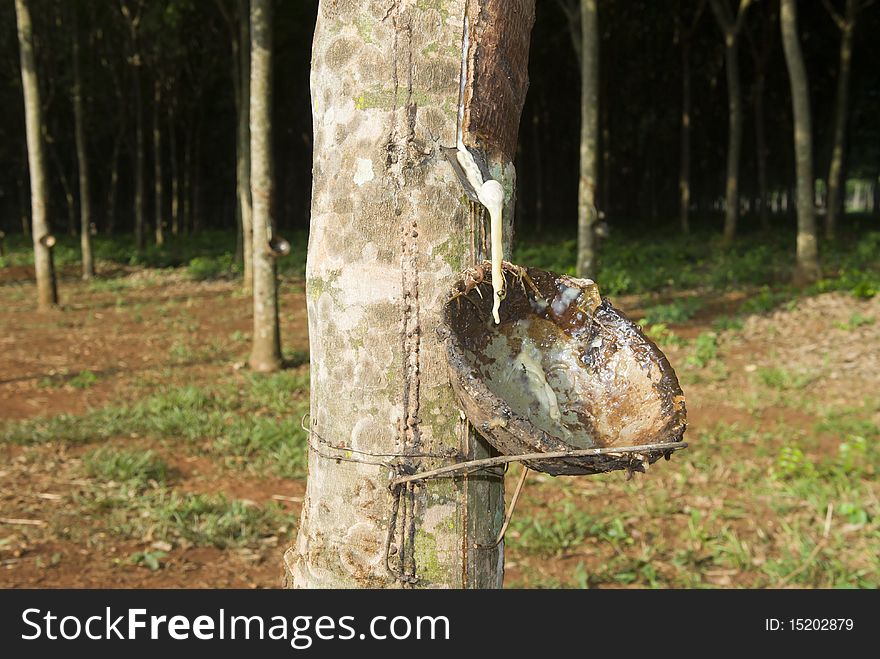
[643,297,703,325]
[69,370,100,389]
[644,323,687,348]
[187,254,238,281]
[834,312,875,331]
[511,501,631,556]
[755,367,814,391]
[1,374,311,478]
[88,490,295,550]
[686,332,718,368]
[83,447,170,488]
[712,315,744,332]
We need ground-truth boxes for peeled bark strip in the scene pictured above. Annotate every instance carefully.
[576,0,599,278]
[16,0,58,310]
[290,0,534,588]
[780,0,820,284]
[248,0,282,373]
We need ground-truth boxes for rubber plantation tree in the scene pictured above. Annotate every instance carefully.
[120,0,147,252]
[576,0,599,278]
[676,0,706,235]
[557,0,599,278]
[743,0,776,232]
[15,0,58,309]
[780,0,820,284]
[289,0,535,589]
[709,0,752,244]
[217,0,255,290]
[822,0,866,240]
[72,1,95,279]
[247,0,281,373]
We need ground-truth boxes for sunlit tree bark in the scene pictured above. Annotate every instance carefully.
[780,0,820,284]
[247,0,281,373]
[15,0,58,309]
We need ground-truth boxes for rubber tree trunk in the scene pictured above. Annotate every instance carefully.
[153,80,164,246]
[72,8,95,279]
[106,128,122,235]
[15,0,57,309]
[825,0,856,241]
[289,0,534,589]
[247,0,281,373]
[720,38,742,244]
[133,61,146,251]
[239,0,254,289]
[576,0,599,278]
[169,107,180,236]
[679,35,692,235]
[710,0,750,244]
[780,0,820,284]
[753,69,769,230]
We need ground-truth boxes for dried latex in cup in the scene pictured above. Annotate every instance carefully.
[441,262,687,476]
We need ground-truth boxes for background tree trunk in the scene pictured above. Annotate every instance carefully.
[753,70,769,229]
[679,36,692,235]
[72,6,95,279]
[745,2,774,232]
[710,0,751,244]
[106,127,122,235]
[780,0,820,284]
[169,106,180,237]
[247,0,281,373]
[153,79,164,246]
[289,0,534,589]
[720,38,742,243]
[577,0,599,277]
[677,0,705,236]
[133,64,145,250]
[16,0,57,310]
[239,0,254,289]
[825,0,857,240]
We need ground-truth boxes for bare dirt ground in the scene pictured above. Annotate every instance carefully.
[1,264,878,588]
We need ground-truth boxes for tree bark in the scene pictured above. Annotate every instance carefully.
[15,0,57,310]
[720,39,741,243]
[753,70,769,230]
[248,0,281,373]
[133,59,145,250]
[106,126,122,235]
[169,106,180,237]
[825,0,856,240]
[577,0,599,277]
[709,0,751,244]
[182,123,192,235]
[780,0,820,284]
[745,3,774,232]
[153,79,164,246]
[679,36,692,234]
[239,0,254,289]
[289,0,534,589]
[72,6,95,279]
